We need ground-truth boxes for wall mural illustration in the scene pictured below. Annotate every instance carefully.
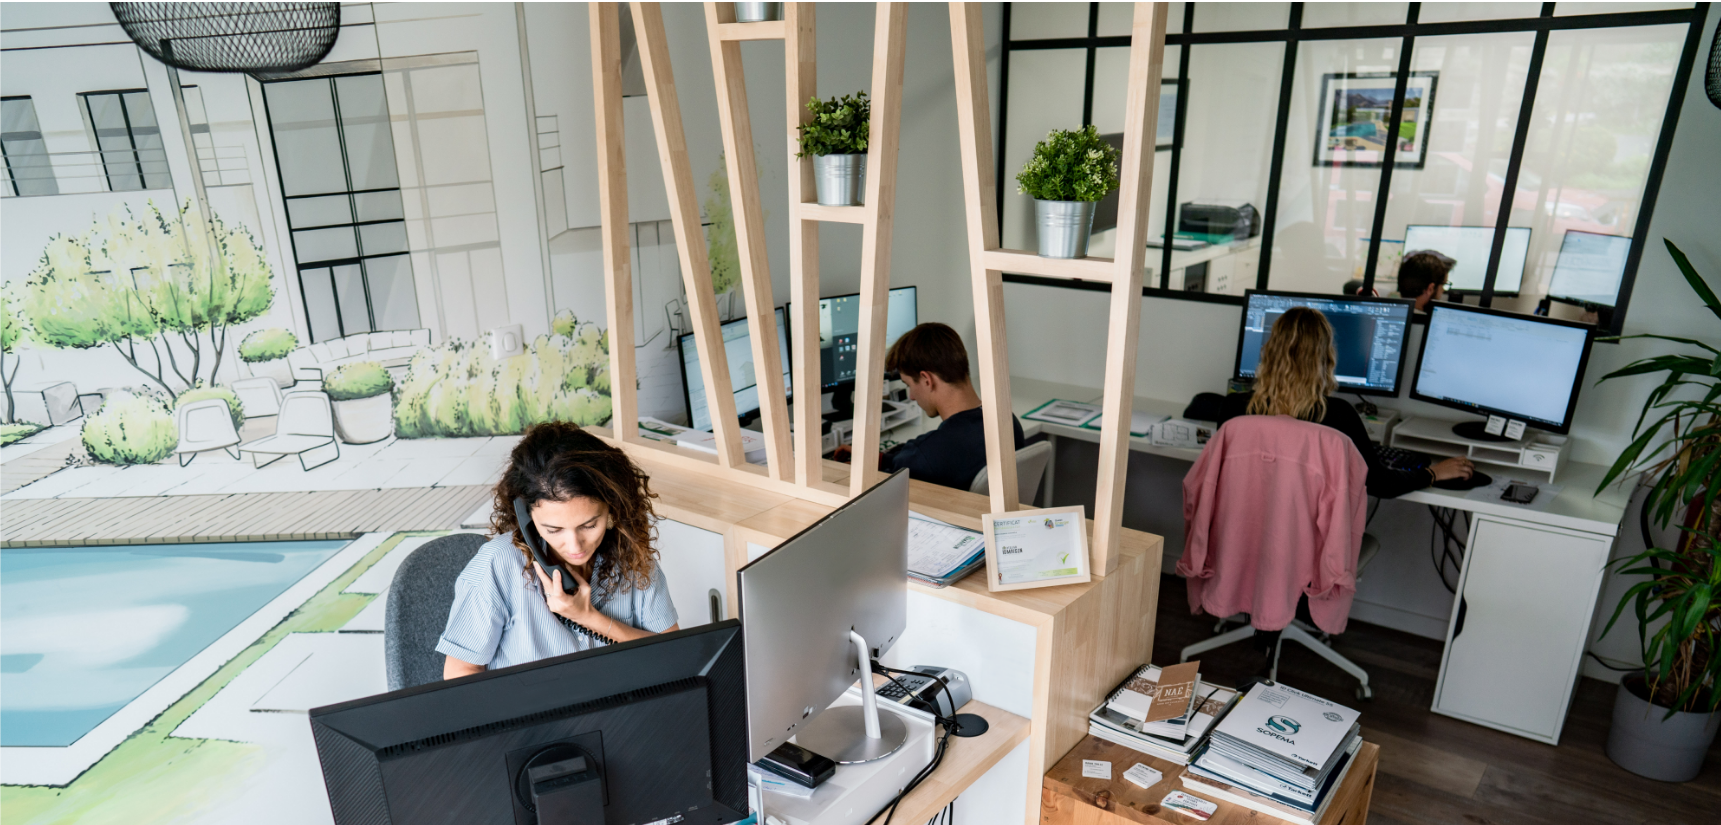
[0,4,734,822]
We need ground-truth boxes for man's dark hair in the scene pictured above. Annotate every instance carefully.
[885,322,970,385]
[1398,251,1455,299]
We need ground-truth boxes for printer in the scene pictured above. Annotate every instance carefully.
[1178,200,1260,240]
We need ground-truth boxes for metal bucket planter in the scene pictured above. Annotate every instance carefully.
[814,153,866,206]
[332,392,394,444]
[1606,674,1721,782]
[1035,199,1096,258]
[735,3,782,23]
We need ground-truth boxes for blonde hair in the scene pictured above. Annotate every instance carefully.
[1247,306,1338,421]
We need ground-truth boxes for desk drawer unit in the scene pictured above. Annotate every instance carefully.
[1433,515,1613,744]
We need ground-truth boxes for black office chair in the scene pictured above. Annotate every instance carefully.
[384,532,486,691]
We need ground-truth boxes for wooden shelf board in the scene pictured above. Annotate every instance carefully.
[798,202,870,224]
[982,248,1117,282]
[889,698,1030,825]
[715,20,786,41]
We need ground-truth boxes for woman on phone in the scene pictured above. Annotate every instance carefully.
[440,422,678,679]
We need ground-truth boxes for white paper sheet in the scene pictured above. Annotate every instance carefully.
[907,513,985,579]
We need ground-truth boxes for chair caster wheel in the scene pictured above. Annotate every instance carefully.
[1356,685,1373,701]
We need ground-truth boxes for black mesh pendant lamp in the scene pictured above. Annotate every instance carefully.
[110,2,340,74]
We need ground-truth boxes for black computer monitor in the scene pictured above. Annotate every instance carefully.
[1410,302,1594,436]
[1548,230,1631,308]
[1403,225,1531,295]
[679,307,792,431]
[310,621,749,825]
[786,286,918,391]
[1233,290,1415,397]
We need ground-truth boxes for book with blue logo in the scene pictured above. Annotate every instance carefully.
[1209,682,1359,772]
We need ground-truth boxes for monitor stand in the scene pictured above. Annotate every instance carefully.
[794,631,907,764]
[1451,420,1515,443]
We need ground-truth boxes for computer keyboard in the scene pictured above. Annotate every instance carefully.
[1377,445,1434,472]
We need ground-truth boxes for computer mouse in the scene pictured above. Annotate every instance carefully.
[1432,470,1492,491]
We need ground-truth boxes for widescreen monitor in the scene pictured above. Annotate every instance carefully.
[310,621,749,825]
[679,306,791,432]
[739,470,909,764]
[1548,230,1631,307]
[787,286,918,390]
[1234,290,1415,397]
[1403,225,1531,294]
[1410,302,1594,435]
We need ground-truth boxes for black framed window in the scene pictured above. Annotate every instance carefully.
[79,90,172,192]
[261,73,419,343]
[1,96,57,197]
[997,2,1712,335]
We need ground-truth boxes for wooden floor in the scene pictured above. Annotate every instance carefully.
[0,485,491,547]
[1150,575,1721,825]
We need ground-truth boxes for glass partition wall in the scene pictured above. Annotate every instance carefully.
[996,1,1708,333]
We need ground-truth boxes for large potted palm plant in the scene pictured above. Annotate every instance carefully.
[1595,239,1721,782]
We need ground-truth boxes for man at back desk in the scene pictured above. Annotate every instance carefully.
[858,322,1026,491]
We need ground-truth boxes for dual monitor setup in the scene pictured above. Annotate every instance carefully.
[1401,224,1632,309]
[1234,290,1595,439]
[312,472,930,825]
[679,286,919,431]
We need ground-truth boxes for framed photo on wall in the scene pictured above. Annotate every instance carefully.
[1157,77,1181,151]
[1314,71,1439,168]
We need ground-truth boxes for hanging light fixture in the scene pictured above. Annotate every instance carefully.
[110,2,340,75]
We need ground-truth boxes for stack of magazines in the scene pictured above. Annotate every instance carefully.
[1087,663,1240,765]
[1185,682,1362,825]
[906,513,986,588]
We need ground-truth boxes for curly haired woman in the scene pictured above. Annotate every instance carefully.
[439,422,679,679]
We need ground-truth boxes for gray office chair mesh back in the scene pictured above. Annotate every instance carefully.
[384,532,487,691]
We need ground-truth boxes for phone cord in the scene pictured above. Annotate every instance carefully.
[554,612,617,646]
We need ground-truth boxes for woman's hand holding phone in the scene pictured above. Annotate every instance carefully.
[533,560,603,630]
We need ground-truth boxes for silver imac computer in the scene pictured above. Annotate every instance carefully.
[738,470,910,764]
[1403,225,1531,295]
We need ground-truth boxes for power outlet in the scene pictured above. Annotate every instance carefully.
[489,324,524,360]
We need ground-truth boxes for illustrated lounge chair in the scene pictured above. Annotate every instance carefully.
[174,398,242,466]
[228,376,283,418]
[239,391,340,470]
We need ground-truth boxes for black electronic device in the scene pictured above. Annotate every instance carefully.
[784,286,918,393]
[1179,201,1259,239]
[310,620,750,825]
[678,306,791,432]
[1432,470,1492,491]
[1234,290,1415,397]
[757,742,837,789]
[1410,303,1595,437]
[875,666,972,720]
[513,497,616,644]
[1376,445,1434,473]
[1502,482,1539,505]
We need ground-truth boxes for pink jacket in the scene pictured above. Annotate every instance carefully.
[1176,415,1368,635]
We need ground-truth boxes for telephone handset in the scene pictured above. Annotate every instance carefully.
[513,497,617,645]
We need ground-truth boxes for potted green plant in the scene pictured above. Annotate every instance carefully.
[798,91,870,206]
[1595,239,1721,782]
[1016,125,1120,259]
[239,328,299,388]
[324,360,395,444]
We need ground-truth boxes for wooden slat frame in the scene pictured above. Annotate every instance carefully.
[630,1,745,469]
[591,3,638,442]
[845,2,908,496]
[705,1,793,481]
[786,2,823,488]
[952,2,1168,574]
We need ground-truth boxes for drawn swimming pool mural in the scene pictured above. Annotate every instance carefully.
[1,540,349,747]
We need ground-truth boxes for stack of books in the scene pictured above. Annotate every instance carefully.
[1184,682,1362,825]
[1087,662,1240,765]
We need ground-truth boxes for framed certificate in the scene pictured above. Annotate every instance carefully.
[982,506,1092,592]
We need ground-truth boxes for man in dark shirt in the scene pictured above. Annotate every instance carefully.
[878,323,1026,491]
[1396,249,1456,312]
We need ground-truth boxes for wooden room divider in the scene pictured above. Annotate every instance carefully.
[588,2,1169,576]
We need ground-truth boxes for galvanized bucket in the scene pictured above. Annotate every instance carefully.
[814,153,866,206]
[735,3,782,22]
[1035,199,1096,258]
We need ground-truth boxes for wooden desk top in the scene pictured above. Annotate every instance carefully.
[867,671,1031,825]
[1043,735,1379,825]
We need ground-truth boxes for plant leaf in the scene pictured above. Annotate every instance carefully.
[1665,239,1721,321]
